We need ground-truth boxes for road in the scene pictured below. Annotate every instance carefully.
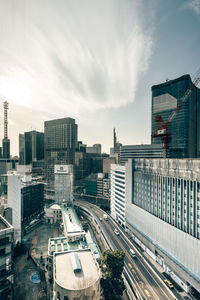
[75,200,188,300]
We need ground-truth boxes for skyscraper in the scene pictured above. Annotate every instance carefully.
[44,117,77,184]
[151,74,200,158]
[19,130,44,164]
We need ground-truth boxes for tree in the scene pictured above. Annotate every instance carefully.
[37,289,47,300]
[100,249,125,300]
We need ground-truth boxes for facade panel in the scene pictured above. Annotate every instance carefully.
[151,74,200,158]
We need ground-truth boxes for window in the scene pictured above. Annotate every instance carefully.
[0,248,5,255]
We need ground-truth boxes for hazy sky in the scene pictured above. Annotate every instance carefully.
[0,0,199,155]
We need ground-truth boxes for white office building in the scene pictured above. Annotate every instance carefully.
[110,164,126,226]
[54,165,73,205]
[123,158,200,294]
[7,174,21,243]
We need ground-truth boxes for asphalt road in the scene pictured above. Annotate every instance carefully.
[75,200,188,300]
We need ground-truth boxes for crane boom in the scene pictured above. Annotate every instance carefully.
[152,70,200,137]
[152,69,200,158]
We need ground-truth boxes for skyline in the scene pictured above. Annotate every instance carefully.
[0,0,200,155]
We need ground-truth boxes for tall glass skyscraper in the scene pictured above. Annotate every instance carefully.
[19,130,44,164]
[151,74,200,158]
[44,118,77,184]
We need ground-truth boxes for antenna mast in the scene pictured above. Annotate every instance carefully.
[4,101,8,139]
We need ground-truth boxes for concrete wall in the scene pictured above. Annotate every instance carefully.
[126,203,200,291]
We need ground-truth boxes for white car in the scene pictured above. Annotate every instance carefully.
[114,228,119,235]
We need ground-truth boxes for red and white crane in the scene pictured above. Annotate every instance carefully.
[152,69,200,158]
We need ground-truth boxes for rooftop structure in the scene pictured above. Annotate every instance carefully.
[54,249,100,300]
[62,206,86,242]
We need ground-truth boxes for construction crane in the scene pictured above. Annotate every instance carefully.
[152,69,200,158]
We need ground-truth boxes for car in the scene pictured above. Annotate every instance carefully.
[164,279,174,289]
[130,248,136,258]
[114,228,119,235]
[99,217,103,221]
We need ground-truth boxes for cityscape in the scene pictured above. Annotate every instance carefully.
[0,1,200,300]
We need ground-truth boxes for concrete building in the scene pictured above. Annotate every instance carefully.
[47,204,100,289]
[44,118,77,185]
[74,152,104,181]
[54,165,73,205]
[45,204,62,224]
[121,158,200,294]
[151,74,200,158]
[86,144,101,154]
[53,249,100,300]
[0,215,14,300]
[19,130,44,165]
[6,166,44,242]
[119,144,163,165]
[97,173,110,199]
[103,157,116,174]
[110,164,126,226]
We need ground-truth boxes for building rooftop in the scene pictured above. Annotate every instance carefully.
[48,236,87,256]
[0,214,13,231]
[63,206,83,233]
[54,249,100,290]
[50,204,61,210]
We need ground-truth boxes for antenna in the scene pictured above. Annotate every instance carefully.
[4,101,8,139]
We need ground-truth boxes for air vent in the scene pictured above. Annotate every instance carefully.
[70,252,82,273]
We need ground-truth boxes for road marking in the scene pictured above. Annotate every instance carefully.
[128,263,132,269]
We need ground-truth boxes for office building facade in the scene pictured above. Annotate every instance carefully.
[86,144,101,154]
[120,144,163,165]
[54,165,73,205]
[110,164,126,226]
[7,168,44,242]
[19,130,44,165]
[123,158,200,293]
[44,118,77,184]
[151,74,200,158]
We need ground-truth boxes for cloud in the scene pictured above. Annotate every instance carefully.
[188,0,200,14]
[0,0,154,117]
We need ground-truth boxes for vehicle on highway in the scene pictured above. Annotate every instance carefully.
[103,214,108,220]
[114,228,119,235]
[164,279,174,289]
[130,248,137,258]
[99,217,103,221]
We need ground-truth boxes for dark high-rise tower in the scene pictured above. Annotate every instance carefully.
[3,101,10,159]
[19,131,44,164]
[151,74,200,158]
[44,117,77,184]
[113,128,117,151]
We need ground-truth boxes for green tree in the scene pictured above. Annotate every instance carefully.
[37,289,47,300]
[100,249,125,300]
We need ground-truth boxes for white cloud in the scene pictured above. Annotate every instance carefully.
[0,0,154,118]
[188,0,200,14]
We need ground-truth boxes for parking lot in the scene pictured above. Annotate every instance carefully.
[14,222,59,300]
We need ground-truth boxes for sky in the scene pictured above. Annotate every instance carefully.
[0,0,199,155]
